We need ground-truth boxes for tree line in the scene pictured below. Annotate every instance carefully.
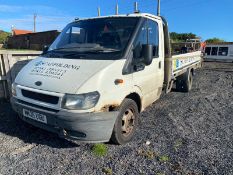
[0,31,11,44]
[170,32,225,43]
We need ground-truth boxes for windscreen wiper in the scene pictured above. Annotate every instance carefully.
[47,47,82,52]
[62,48,120,57]
[62,50,103,58]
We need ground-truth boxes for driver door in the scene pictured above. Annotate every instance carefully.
[132,19,164,108]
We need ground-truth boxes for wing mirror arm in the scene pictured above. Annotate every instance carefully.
[42,45,50,54]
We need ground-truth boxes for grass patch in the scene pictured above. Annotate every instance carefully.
[174,139,183,151]
[156,173,165,175]
[158,155,170,163]
[102,167,113,175]
[137,149,157,159]
[91,143,108,157]
[138,149,171,163]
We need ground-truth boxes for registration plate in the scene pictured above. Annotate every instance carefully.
[23,109,47,124]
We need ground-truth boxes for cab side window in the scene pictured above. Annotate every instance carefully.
[148,20,159,57]
[133,19,159,59]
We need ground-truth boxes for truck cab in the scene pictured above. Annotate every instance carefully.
[11,13,202,144]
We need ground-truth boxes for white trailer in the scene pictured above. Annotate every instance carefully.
[204,43,233,62]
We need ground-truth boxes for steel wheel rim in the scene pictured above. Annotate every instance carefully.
[121,108,135,137]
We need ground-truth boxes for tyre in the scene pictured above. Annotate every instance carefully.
[176,69,193,92]
[110,98,139,145]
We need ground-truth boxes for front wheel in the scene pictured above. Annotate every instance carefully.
[110,98,139,145]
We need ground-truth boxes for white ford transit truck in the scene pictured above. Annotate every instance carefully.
[11,13,202,144]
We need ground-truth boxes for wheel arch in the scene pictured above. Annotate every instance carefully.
[125,93,142,113]
[190,68,195,76]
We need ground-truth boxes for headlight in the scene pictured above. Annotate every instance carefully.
[62,91,100,110]
[12,83,17,96]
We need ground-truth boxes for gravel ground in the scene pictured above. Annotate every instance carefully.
[0,62,232,175]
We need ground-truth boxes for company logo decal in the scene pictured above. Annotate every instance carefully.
[30,60,80,79]
[35,61,46,67]
[173,56,200,71]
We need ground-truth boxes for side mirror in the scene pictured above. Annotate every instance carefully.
[142,44,153,66]
[42,45,49,54]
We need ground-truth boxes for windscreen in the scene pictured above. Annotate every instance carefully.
[45,17,139,60]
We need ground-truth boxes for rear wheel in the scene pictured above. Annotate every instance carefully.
[176,69,193,92]
[110,98,139,145]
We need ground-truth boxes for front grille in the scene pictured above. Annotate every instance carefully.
[21,89,59,105]
[17,99,59,113]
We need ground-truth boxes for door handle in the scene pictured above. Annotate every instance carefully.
[159,61,161,69]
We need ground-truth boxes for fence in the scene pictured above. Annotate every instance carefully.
[0,50,42,100]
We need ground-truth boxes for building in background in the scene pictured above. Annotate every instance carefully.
[204,42,233,62]
[12,29,33,36]
[7,30,60,50]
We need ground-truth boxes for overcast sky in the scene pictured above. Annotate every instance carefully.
[0,0,232,41]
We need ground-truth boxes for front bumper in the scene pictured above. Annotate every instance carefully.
[11,97,119,143]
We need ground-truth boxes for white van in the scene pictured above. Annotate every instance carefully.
[11,13,202,144]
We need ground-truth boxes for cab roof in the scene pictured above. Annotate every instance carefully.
[74,13,162,22]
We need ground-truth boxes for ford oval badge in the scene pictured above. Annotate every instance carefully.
[35,81,42,86]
